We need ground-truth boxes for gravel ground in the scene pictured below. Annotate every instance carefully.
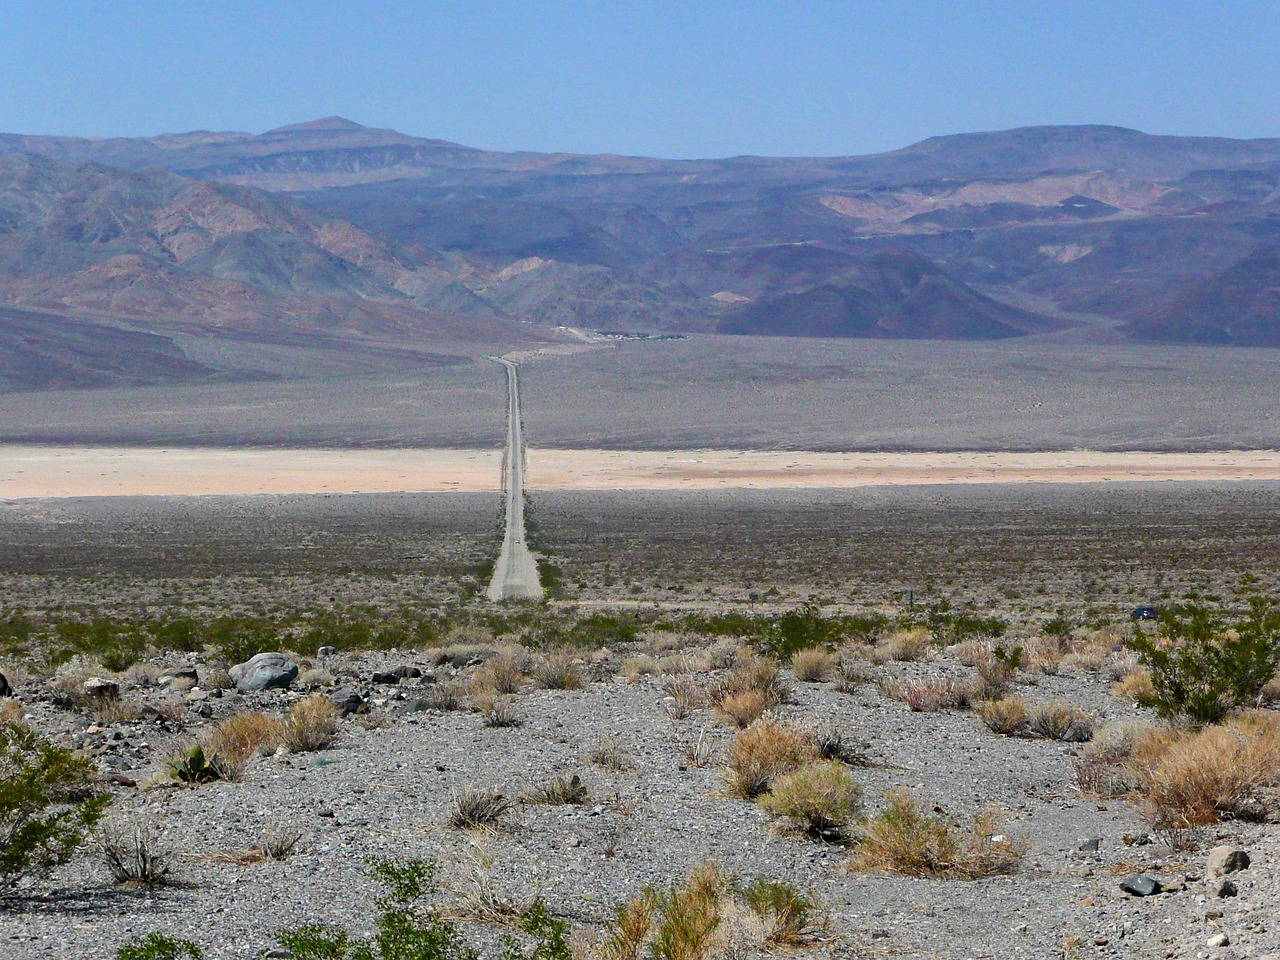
[2,640,1276,960]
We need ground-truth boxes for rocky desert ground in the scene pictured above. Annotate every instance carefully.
[2,487,1280,959]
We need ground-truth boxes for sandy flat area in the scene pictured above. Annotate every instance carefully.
[525,448,1280,489]
[5,446,1280,499]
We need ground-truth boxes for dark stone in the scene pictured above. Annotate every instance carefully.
[0,671,10,697]
[83,677,120,700]
[393,665,423,680]
[1119,874,1162,897]
[1206,845,1251,878]
[229,652,298,692]
[329,687,364,716]
[372,671,400,685]
[1211,878,1238,898]
[163,667,199,684]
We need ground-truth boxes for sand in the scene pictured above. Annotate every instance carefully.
[5,445,1280,499]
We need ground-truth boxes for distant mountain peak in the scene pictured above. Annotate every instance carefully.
[266,116,368,133]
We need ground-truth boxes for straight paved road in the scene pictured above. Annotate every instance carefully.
[486,358,543,600]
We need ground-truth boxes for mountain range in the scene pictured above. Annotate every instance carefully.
[2,117,1280,388]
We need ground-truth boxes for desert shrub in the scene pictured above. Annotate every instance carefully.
[425,681,465,712]
[663,675,703,720]
[647,863,727,960]
[480,696,523,728]
[715,689,767,728]
[924,602,1008,644]
[622,655,659,683]
[471,654,525,697]
[531,651,585,691]
[208,710,285,767]
[1127,601,1280,724]
[833,655,874,693]
[874,627,931,663]
[707,656,789,715]
[759,760,861,839]
[1126,712,1280,829]
[853,788,1025,879]
[0,698,24,726]
[1024,634,1068,675]
[975,696,1029,736]
[723,720,816,799]
[790,648,835,682]
[116,933,203,960]
[589,734,636,772]
[0,721,108,889]
[449,789,511,830]
[97,820,171,886]
[741,878,820,948]
[884,677,968,712]
[1073,721,1148,798]
[1028,700,1095,742]
[283,695,340,753]
[166,744,226,784]
[970,644,1022,701]
[523,773,588,806]
[1111,667,1159,705]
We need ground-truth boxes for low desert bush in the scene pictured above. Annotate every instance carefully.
[884,677,969,712]
[715,689,767,728]
[97,820,172,886]
[723,720,816,799]
[1126,712,1280,829]
[741,877,822,948]
[208,710,285,766]
[531,651,584,691]
[707,656,789,715]
[523,773,588,805]
[0,721,109,889]
[116,933,203,960]
[833,655,874,693]
[1024,634,1069,675]
[853,788,1026,879]
[589,734,636,772]
[1111,667,1159,705]
[470,654,525,697]
[449,788,511,829]
[975,696,1029,736]
[480,696,523,728]
[970,644,1022,701]
[1073,721,1148,799]
[790,649,835,682]
[759,760,861,839]
[1127,601,1280,724]
[1027,700,1096,742]
[663,675,704,720]
[873,627,931,663]
[622,655,660,683]
[283,695,340,753]
[0,698,24,725]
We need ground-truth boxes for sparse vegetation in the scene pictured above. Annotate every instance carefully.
[283,695,340,753]
[723,720,816,799]
[449,788,512,830]
[97,820,172,887]
[759,760,861,839]
[975,696,1029,736]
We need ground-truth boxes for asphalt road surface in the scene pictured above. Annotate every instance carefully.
[486,358,544,600]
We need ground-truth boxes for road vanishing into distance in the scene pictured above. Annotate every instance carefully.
[486,357,544,601]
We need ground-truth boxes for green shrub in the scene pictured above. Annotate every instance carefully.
[116,933,202,960]
[1128,600,1280,724]
[759,760,861,839]
[1,721,109,889]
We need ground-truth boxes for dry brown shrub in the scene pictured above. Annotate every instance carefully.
[1073,721,1149,798]
[707,655,789,714]
[663,675,704,719]
[621,655,659,684]
[884,677,969,713]
[852,788,1026,879]
[659,652,711,675]
[531,650,585,691]
[471,653,524,696]
[0,698,25,726]
[589,734,636,771]
[1126,712,1280,828]
[1062,627,1126,672]
[833,655,875,693]
[716,689,767,728]
[723,719,816,798]
[1028,700,1096,742]
[1024,635,1069,675]
[872,627,931,664]
[90,696,144,726]
[209,710,286,765]
[283,695,339,753]
[975,696,1029,736]
[1111,668,1158,706]
[790,649,835,683]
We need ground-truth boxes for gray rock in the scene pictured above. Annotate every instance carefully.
[1118,874,1162,897]
[329,687,364,717]
[393,665,423,680]
[317,646,336,657]
[1208,932,1231,948]
[1077,837,1101,854]
[162,667,199,684]
[83,677,120,700]
[1207,846,1250,878]
[229,652,298,692]
[371,671,400,685]
[1211,878,1238,898]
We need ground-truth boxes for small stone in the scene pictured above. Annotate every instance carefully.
[1077,837,1101,854]
[1208,933,1231,948]
[566,836,581,847]
[392,665,423,680]
[1094,937,1109,947]
[83,677,120,700]
[329,687,364,716]
[195,703,214,718]
[1207,846,1250,878]
[1119,874,1162,897]
[371,671,400,685]
[1211,879,1238,899]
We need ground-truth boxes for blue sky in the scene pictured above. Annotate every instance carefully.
[2,1,1278,158]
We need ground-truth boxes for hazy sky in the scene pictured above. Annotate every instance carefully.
[3,1,1278,158]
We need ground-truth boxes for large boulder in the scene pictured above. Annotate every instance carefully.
[229,653,298,692]
[1206,845,1250,878]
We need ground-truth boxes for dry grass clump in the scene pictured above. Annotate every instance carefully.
[1127,712,1280,829]
[96,820,172,887]
[208,709,286,766]
[296,666,335,690]
[663,675,704,720]
[759,760,861,839]
[0,698,25,726]
[478,694,523,728]
[199,668,234,692]
[1111,667,1158,706]
[659,652,712,675]
[790,649,835,682]
[1061,627,1127,672]
[590,734,637,772]
[531,650,585,691]
[708,656,789,727]
[1073,721,1149,798]
[282,694,339,752]
[723,719,817,799]
[470,653,524,696]
[449,788,511,829]
[968,647,1019,701]
[871,627,931,664]
[884,677,969,713]
[622,655,660,683]
[523,773,588,805]
[209,826,302,865]
[853,788,1026,879]
[1027,700,1095,742]
[89,695,144,726]
[424,680,465,712]
[833,655,875,693]
[1024,635,1069,675]
[975,696,1029,736]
